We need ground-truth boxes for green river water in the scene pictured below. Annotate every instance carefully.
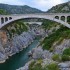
[0,39,39,70]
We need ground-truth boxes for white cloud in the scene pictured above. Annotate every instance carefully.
[32,0,63,11]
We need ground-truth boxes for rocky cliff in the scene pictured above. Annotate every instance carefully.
[47,1,70,13]
[0,21,34,63]
[0,20,45,63]
[0,30,34,63]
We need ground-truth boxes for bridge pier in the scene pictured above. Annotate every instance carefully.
[3,17,5,24]
[0,17,1,23]
[59,16,61,20]
[0,18,1,28]
[65,16,67,23]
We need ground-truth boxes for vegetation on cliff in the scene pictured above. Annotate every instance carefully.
[29,60,60,70]
[42,19,59,30]
[6,21,28,38]
[41,26,70,50]
[47,1,70,13]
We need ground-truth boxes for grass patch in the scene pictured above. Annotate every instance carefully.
[46,63,60,70]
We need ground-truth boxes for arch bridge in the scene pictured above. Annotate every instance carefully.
[0,13,70,29]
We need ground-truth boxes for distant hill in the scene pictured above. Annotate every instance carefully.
[0,9,7,14]
[47,1,70,13]
[0,3,43,14]
[0,1,70,14]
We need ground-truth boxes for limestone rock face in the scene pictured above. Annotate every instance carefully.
[53,39,70,54]
[17,39,70,70]
[47,1,70,13]
[62,6,69,11]
[0,31,8,46]
[32,47,43,59]
[58,61,70,70]
[30,47,53,60]
[0,30,34,63]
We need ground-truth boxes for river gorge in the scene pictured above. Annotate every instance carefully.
[0,39,39,70]
[0,22,44,70]
[0,1,70,70]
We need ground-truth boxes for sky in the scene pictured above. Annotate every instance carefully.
[0,0,69,11]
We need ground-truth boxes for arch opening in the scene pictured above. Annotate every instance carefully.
[9,17,12,20]
[1,17,4,24]
[61,16,65,21]
[67,16,70,24]
[55,16,59,19]
[5,17,8,22]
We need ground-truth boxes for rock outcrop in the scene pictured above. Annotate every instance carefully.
[0,30,34,63]
[47,1,70,13]
[17,39,70,70]
[53,39,70,54]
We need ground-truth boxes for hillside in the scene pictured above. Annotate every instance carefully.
[0,9,7,14]
[0,3,43,14]
[47,1,70,13]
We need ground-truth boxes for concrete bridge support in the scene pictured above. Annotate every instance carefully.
[65,16,67,23]
[0,13,70,29]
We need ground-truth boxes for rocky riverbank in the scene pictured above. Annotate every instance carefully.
[0,21,45,63]
[0,31,35,63]
[16,25,61,70]
[17,33,70,70]
[17,45,70,70]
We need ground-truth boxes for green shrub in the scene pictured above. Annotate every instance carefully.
[37,59,43,64]
[29,61,43,70]
[61,48,70,61]
[61,55,70,61]
[52,54,61,62]
[63,48,70,56]
[47,63,60,70]
[29,61,35,70]
[49,47,54,52]
[42,19,58,29]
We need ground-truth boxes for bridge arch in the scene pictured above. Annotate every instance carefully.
[67,16,70,23]
[55,16,59,19]
[1,17,4,24]
[9,17,12,20]
[61,16,65,21]
[0,14,70,29]
[5,17,8,22]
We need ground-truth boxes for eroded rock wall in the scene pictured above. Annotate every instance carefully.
[0,30,34,63]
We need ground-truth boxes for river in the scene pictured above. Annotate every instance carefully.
[0,39,39,70]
